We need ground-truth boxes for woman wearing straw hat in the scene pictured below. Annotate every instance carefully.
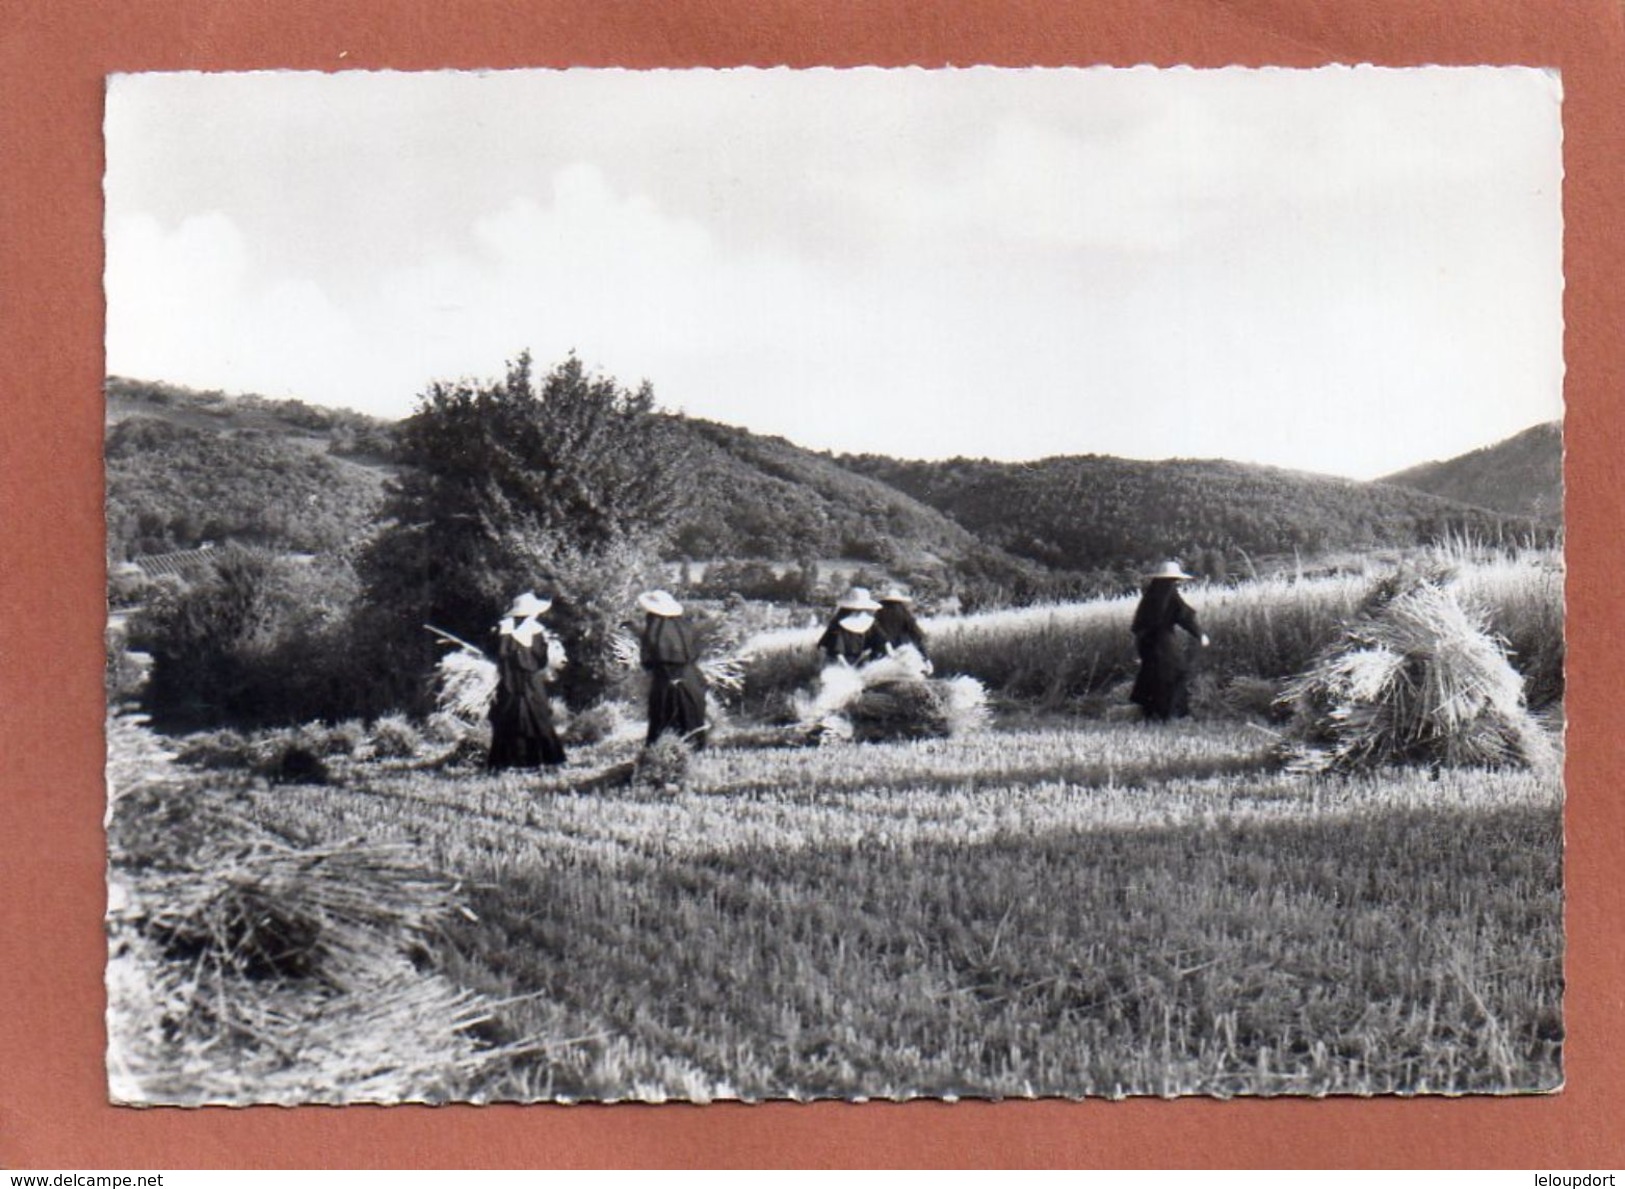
[637,590,709,748]
[1129,560,1210,722]
[818,586,883,667]
[488,590,567,769]
[872,585,931,669]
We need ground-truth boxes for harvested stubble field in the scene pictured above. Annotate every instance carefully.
[228,716,1563,1101]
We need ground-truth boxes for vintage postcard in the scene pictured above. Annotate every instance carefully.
[101,66,1564,1105]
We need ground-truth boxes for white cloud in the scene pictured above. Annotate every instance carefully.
[106,210,358,401]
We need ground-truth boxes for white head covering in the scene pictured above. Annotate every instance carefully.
[637,589,684,617]
[838,612,876,634]
[837,586,882,612]
[505,590,553,618]
[1144,560,1194,581]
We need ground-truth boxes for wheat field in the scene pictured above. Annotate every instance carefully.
[740,544,1563,714]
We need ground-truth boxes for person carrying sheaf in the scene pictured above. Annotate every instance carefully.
[487,590,567,769]
[637,589,709,748]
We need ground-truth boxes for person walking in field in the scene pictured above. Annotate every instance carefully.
[818,586,883,667]
[871,585,931,670]
[1129,560,1210,722]
[637,589,709,748]
[487,590,567,769]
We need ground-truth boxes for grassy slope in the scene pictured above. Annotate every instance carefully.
[248,721,1563,1100]
[1381,422,1562,524]
[106,376,394,453]
[105,420,389,558]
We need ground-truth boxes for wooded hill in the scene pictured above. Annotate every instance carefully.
[837,450,1549,577]
[1379,421,1561,524]
[105,376,1554,588]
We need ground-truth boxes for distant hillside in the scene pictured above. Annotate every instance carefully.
[1380,422,1561,524]
[107,377,1547,594]
[838,452,1545,575]
[105,378,392,560]
[104,379,1042,588]
[107,376,398,460]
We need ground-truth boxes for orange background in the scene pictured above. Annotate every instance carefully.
[3,0,1622,1169]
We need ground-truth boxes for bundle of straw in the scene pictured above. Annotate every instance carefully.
[608,629,642,672]
[107,928,527,1105]
[698,655,747,697]
[793,662,867,723]
[105,717,528,1105]
[845,679,952,742]
[1277,577,1553,774]
[127,838,462,987]
[609,628,749,698]
[937,673,993,735]
[793,647,991,744]
[633,733,693,792]
[434,648,499,722]
[429,623,566,723]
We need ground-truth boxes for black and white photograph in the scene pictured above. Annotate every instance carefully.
[102,66,1565,1105]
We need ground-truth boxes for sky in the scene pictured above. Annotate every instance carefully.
[104,67,1564,480]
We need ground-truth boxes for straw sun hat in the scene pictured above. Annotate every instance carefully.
[1144,560,1194,581]
[837,586,883,612]
[505,590,553,618]
[878,585,913,603]
[637,589,684,617]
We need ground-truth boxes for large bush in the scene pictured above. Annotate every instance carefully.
[356,352,691,711]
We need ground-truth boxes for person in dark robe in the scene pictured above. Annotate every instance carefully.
[872,585,931,668]
[1129,560,1210,722]
[817,586,882,666]
[487,590,567,769]
[637,589,709,748]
